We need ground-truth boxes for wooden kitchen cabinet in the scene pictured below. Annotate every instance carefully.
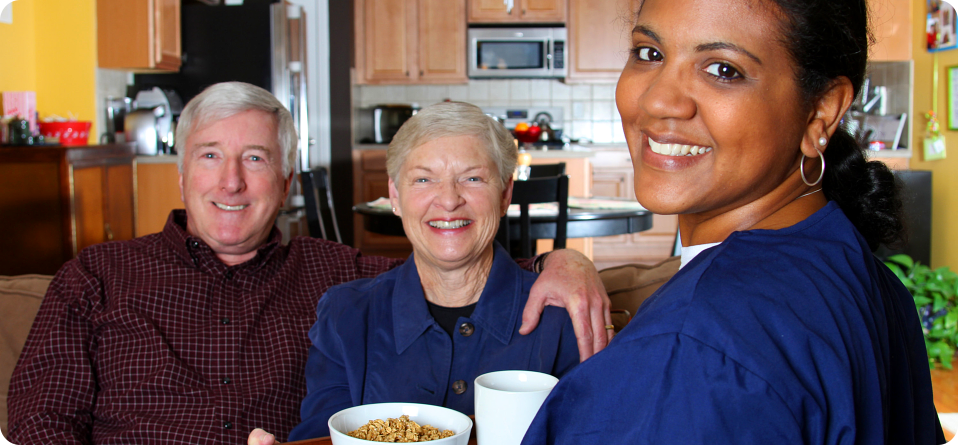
[591,148,677,270]
[567,0,637,82]
[97,0,181,71]
[355,0,467,84]
[868,0,911,61]
[468,0,566,23]
[352,149,413,259]
[0,144,136,275]
[135,158,183,237]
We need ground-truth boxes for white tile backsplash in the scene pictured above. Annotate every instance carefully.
[357,78,624,135]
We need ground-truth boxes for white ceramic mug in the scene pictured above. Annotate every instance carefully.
[474,370,559,445]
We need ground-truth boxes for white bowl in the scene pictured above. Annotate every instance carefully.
[328,403,473,445]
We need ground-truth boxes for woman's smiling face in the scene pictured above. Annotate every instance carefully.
[617,0,811,218]
[389,135,511,270]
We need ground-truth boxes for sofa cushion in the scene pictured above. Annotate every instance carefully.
[0,274,52,435]
[601,257,680,332]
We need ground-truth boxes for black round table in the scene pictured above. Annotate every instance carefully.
[353,200,654,240]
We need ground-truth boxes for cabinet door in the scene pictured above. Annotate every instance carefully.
[136,162,183,237]
[105,164,135,242]
[154,0,182,71]
[418,0,468,83]
[468,0,515,22]
[567,0,635,81]
[97,0,180,71]
[592,169,632,199]
[519,0,566,22]
[361,0,417,82]
[72,166,107,254]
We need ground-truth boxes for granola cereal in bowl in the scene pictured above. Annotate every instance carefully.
[328,403,473,445]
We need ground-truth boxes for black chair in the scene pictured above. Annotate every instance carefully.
[301,168,342,243]
[497,173,569,258]
[529,162,566,178]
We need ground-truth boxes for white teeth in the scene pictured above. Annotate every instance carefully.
[648,138,712,157]
[429,220,472,229]
[215,203,248,211]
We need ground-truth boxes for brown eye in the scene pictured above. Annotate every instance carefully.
[705,62,741,80]
[633,47,663,62]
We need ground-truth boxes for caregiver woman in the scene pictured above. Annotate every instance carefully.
[521,0,945,444]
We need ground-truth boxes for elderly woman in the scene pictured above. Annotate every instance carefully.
[521,0,944,444]
[270,101,580,441]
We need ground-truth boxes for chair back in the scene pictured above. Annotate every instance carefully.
[497,173,569,258]
[529,162,565,178]
[301,168,343,243]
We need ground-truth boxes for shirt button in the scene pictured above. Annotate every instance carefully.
[452,380,467,395]
[223,421,233,429]
[225,270,233,279]
[458,322,475,337]
[190,240,200,249]
[220,317,230,325]
[221,377,231,384]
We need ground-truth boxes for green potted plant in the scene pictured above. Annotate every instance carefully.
[884,254,958,369]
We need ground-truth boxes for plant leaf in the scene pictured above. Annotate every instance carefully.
[914,296,933,307]
[887,254,914,269]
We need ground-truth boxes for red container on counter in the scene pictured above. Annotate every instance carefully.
[39,121,91,146]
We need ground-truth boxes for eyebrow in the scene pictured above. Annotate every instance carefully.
[193,141,271,152]
[632,24,763,65]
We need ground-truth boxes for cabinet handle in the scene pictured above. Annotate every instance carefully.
[419,70,424,77]
[105,223,114,241]
[405,71,410,77]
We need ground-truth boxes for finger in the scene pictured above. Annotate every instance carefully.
[249,429,278,445]
[591,296,610,355]
[568,296,595,361]
[604,297,615,344]
[519,287,548,335]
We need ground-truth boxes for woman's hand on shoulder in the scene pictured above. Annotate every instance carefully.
[249,429,279,445]
[522,249,612,361]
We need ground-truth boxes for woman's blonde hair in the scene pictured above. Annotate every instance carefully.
[386,101,517,187]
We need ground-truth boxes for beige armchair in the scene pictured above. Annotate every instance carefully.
[601,256,680,332]
[0,275,52,434]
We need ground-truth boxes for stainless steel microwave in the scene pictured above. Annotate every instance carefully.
[468,27,566,79]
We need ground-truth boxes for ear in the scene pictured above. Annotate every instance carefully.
[179,172,186,203]
[500,177,514,217]
[801,76,854,158]
[282,170,294,201]
[388,177,401,216]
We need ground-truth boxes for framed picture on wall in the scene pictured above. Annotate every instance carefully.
[928,0,958,51]
[949,66,958,130]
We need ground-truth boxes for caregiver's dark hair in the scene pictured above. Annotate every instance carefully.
[769,0,904,251]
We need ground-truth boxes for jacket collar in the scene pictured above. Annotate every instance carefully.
[392,243,522,355]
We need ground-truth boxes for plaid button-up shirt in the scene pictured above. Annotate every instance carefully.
[8,210,402,444]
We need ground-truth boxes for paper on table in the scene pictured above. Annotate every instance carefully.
[507,203,558,217]
[367,197,392,209]
[568,197,646,210]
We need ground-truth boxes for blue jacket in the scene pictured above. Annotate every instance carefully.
[522,202,943,445]
[289,243,579,440]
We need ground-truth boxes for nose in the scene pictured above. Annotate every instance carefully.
[435,180,464,211]
[633,67,697,121]
[219,157,246,194]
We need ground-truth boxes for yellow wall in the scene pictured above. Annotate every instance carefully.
[911,1,958,270]
[0,1,37,92]
[0,0,97,143]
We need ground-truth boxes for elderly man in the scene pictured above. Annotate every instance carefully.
[7,82,611,444]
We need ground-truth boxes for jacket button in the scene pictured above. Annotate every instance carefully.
[223,421,233,429]
[452,380,467,395]
[458,322,474,337]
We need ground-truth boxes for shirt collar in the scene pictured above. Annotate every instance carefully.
[392,243,522,354]
[161,209,284,274]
